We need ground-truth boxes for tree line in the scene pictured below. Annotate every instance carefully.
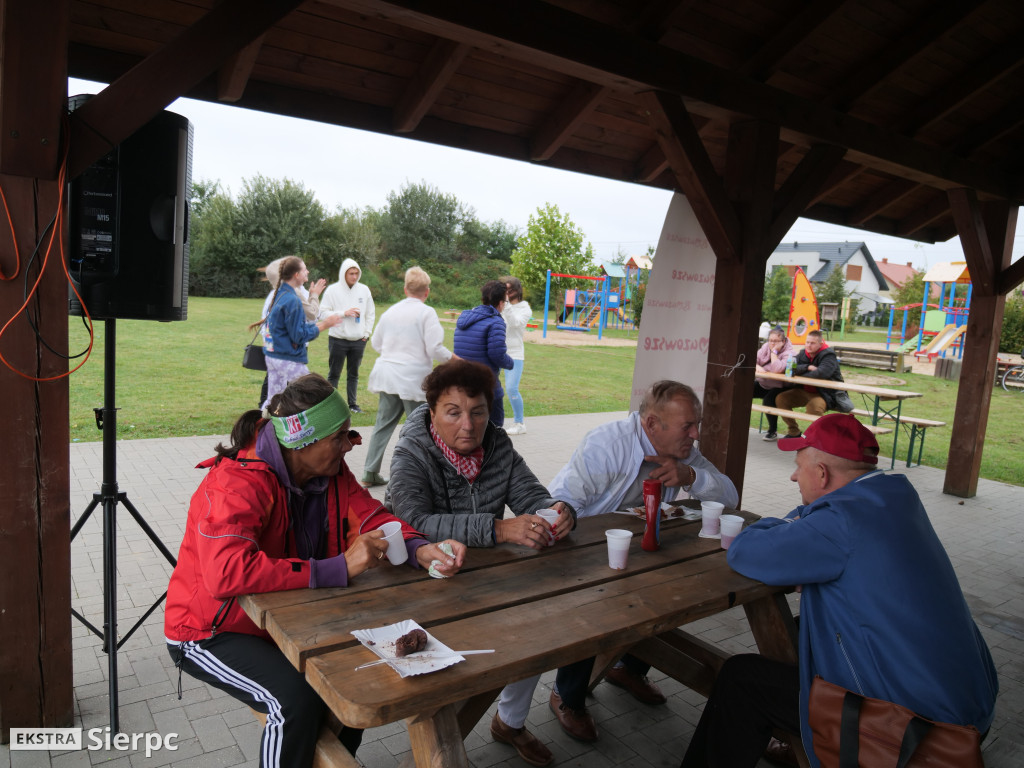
[188,176,596,308]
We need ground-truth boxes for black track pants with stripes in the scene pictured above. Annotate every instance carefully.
[170,633,362,767]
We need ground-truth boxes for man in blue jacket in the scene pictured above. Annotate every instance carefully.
[681,414,998,767]
[454,280,514,425]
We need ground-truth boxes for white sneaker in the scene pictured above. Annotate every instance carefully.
[504,422,527,435]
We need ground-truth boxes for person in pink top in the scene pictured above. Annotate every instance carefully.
[753,327,794,441]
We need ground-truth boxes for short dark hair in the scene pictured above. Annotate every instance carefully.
[807,330,824,341]
[481,279,507,307]
[423,359,495,412]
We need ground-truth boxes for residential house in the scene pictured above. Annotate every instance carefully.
[766,241,891,320]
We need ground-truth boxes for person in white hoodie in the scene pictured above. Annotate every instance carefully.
[320,258,375,413]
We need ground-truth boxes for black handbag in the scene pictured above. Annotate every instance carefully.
[243,292,277,372]
[242,342,266,371]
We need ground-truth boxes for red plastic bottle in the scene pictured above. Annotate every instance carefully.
[642,478,662,551]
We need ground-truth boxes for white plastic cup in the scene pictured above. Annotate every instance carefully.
[719,515,745,550]
[699,501,724,539]
[379,521,408,565]
[605,529,633,569]
[535,508,560,545]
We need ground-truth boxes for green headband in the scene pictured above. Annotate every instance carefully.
[271,390,350,449]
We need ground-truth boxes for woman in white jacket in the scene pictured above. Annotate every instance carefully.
[501,277,532,435]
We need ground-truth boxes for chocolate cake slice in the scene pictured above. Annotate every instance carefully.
[394,628,427,657]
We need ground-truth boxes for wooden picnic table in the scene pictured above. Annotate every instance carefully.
[239,509,798,768]
[758,371,922,469]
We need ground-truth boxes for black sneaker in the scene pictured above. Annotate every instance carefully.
[349,405,363,414]
[762,431,777,441]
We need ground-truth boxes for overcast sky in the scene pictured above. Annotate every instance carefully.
[71,78,1020,272]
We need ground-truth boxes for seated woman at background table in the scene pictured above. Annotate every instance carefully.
[387,358,576,767]
[753,326,794,441]
[165,374,465,768]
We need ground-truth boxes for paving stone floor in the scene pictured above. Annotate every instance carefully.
[4,412,1022,767]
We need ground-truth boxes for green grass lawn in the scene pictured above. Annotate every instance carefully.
[68,298,1022,486]
[748,367,1024,484]
[68,297,634,440]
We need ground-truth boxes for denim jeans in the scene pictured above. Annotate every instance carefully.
[505,358,525,423]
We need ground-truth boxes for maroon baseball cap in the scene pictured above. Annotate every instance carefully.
[777,413,879,464]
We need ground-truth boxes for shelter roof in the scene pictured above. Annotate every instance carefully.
[63,0,1024,249]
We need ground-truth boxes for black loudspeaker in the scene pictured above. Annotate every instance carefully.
[68,96,193,321]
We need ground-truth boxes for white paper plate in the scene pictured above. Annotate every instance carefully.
[351,619,464,678]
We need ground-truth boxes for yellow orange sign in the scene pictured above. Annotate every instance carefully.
[787,267,820,345]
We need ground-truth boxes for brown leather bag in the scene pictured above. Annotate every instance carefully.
[808,676,984,768]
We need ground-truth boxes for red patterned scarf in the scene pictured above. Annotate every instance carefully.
[430,421,484,482]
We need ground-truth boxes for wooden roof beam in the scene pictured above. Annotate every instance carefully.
[895,193,949,238]
[897,39,1024,139]
[848,178,920,226]
[948,188,1002,295]
[740,0,849,81]
[530,1,687,163]
[0,0,68,178]
[998,255,1024,295]
[394,39,471,133]
[67,0,304,178]
[768,143,847,247]
[953,100,1024,158]
[530,82,607,161]
[641,91,739,262]
[217,34,265,103]
[634,141,668,183]
[325,0,1017,199]
[828,1,985,112]
[808,161,864,207]
[632,0,696,41]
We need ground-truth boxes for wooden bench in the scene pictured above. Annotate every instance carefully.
[250,709,362,767]
[752,404,893,436]
[849,408,945,467]
[830,345,911,373]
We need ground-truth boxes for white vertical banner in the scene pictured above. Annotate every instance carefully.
[630,193,716,410]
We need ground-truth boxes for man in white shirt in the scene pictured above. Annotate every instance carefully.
[320,258,375,413]
[546,381,738,741]
[360,267,452,487]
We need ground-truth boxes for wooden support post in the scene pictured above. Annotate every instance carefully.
[407,704,470,768]
[701,120,778,498]
[0,174,72,740]
[944,190,1016,497]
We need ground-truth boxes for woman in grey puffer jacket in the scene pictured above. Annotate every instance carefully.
[385,361,575,547]
[385,359,577,766]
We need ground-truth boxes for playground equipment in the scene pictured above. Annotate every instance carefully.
[542,271,611,339]
[786,267,821,345]
[914,323,968,361]
[885,302,939,348]
[884,261,972,361]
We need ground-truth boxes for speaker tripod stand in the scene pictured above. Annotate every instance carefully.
[70,318,178,732]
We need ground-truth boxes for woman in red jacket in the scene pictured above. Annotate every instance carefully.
[165,373,465,768]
